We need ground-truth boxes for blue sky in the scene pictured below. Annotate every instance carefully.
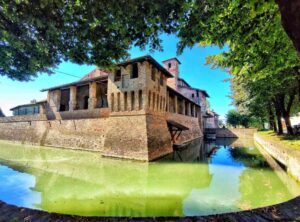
[0,34,232,119]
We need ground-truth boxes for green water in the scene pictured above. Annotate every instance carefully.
[0,138,299,217]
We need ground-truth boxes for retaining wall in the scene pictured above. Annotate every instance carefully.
[0,111,202,161]
[166,112,203,143]
[216,128,257,138]
[254,134,300,182]
[0,114,48,123]
[0,118,109,152]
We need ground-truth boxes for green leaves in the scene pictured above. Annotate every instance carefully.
[177,0,300,123]
[0,0,190,80]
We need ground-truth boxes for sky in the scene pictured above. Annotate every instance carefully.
[0,34,233,119]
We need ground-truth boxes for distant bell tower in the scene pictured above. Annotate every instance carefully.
[162,58,181,90]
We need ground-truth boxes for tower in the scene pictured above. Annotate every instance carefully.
[103,55,173,160]
[162,58,181,90]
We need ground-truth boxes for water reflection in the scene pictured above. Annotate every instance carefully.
[0,138,299,217]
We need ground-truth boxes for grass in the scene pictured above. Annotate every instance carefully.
[257,130,300,151]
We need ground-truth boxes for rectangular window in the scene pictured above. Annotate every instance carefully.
[153,92,156,110]
[117,92,120,111]
[115,69,121,81]
[139,90,143,110]
[124,92,128,111]
[157,94,159,111]
[191,104,194,116]
[131,63,138,79]
[151,67,156,81]
[148,91,151,109]
[111,93,114,111]
[160,74,163,86]
[131,91,135,110]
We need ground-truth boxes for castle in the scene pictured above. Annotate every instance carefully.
[0,55,219,161]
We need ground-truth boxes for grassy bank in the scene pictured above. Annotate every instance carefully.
[257,131,300,151]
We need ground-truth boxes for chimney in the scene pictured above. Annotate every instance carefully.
[162,58,181,90]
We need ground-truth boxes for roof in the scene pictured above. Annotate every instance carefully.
[178,78,191,87]
[162,57,181,64]
[41,75,108,92]
[41,55,173,92]
[167,120,189,131]
[203,110,219,118]
[10,100,47,111]
[177,84,210,98]
[117,55,173,78]
[198,89,210,98]
[80,69,109,81]
[212,111,220,116]
[167,86,201,108]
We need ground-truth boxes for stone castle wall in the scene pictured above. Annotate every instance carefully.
[0,114,48,123]
[166,112,203,144]
[0,58,204,161]
[0,117,109,152]
[0,111,202,160]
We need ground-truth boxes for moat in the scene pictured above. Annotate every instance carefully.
[0,138,299,217]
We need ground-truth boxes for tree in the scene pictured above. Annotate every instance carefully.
[1,0,299,82]
[0,0,188,80]
[276,0,300,54]
[226,109,240,128]
[177,0,300,135]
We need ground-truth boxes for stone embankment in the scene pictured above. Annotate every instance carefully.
[254,133,300,182]
[215,128,257,138]
[0,196,300,222]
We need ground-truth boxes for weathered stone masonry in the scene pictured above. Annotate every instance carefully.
[0,55,203,161]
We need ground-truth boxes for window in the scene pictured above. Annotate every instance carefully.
[192,94,194,98]
[124,92,128,111]
[151,67,156,81]
[131,63,138,79]
[117,92,120,111]
[148,91,151,109]
[152,92,156,110]
[115,69,121,81]
[160,74,163,86]
[139,90,143,110]
[168,63,171,69]
[111,93,114,111]
[157,94,159,111]
[131,91,135,110]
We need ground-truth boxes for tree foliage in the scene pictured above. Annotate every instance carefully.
[226,109,241,128]
[177,0,300,135]
[226,109,257,128]
[0,0,189,80]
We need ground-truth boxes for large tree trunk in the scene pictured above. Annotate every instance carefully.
[276,0,300,54]
[268,103,277,132]
[273,99,283,135]
[282,112,294,135]
[275,106,283,135]
[277,90,296,135]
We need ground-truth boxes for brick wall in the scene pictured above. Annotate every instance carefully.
[0,118,109,152]
[0,114,47,123]
[166,112,203,143]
